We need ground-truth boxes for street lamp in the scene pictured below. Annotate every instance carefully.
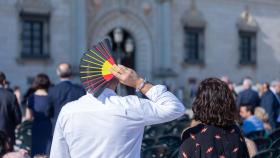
[110,28,135,95]
[124,38,134,57]
[113,28,124,64]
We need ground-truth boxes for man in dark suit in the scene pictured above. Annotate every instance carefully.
[261,80,280,129]
[0,71,21,149]
[48,63,86,132]
[237,77,260,108]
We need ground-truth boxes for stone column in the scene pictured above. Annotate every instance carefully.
[71,0,87,75]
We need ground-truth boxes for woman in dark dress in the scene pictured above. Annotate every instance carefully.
[25,74,52,156]
[179,78,249,158]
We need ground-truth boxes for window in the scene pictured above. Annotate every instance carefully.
[239,31,256,65]
[20,13,49,59]
[184,27,204,64]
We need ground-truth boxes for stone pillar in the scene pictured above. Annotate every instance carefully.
[71,0,87,76]
[155,0,172,69]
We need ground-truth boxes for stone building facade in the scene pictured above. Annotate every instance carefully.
[0,0,280,91]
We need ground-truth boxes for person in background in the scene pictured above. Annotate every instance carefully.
[244,138,257,158]
[221,76,237,99]
[239,105,264,135]
[260,80,280,129]
[50,65,185,158]
[0,131,30,158]
[0,71,22,149]
[180,78,249,158]
[25,74,52,156]
[4,80,14,93]
[0,130,10,157]
[48,63,85,132]
[14,86,21,106]
[237,77,260,108]
[254,107,272,133]
[262,82,270,96]
[21,84,37,120]
[256,82,270,98]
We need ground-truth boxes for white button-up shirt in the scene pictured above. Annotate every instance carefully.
[50,85,185,158]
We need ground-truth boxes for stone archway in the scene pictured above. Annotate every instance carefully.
[89,11,153,79]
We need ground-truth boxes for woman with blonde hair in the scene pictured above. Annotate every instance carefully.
[254,107,272,132]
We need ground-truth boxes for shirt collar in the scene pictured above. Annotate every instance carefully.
[246,115,256,121]
[87,88,117,103]
[270,87,277,95]
[102,88,117,96]
[60,79,71,82]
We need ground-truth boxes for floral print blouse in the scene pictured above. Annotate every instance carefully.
[179,123,250,158]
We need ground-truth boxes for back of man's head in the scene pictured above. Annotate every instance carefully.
[56,63,72,79]
[243,77,253,89]
[0,72,6,86]
[271,80,280,93]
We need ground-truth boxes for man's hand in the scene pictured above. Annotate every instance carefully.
[109,64,154,94]
[109,65,142,89]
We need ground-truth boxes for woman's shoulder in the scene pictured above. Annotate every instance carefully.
[181,123,205,141]
[181,123,242,140]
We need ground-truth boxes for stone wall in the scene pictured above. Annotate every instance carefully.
[0,0,280,91]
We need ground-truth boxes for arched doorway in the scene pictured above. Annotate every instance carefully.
[107,28,135,69]
[108,27,136,94]
[88,8,153,95]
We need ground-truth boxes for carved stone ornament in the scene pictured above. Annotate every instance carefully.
[16,0,52,15]
[237,6,258,32]
[181,0,206,28]
[143,2,152,15]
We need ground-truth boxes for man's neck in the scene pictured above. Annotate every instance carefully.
[60,78,71,82]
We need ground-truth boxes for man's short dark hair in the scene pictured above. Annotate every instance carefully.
[0,71,6,85]
[240,105,254,115]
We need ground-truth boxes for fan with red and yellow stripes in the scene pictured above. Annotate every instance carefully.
[80,39,116,96]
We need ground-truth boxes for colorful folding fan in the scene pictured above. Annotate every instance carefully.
[79,39,116,96]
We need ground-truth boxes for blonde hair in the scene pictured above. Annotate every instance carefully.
[254,107,268,122]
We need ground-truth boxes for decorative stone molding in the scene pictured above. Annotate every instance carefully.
[152,67,177,78]
[237,6,258,32]
[181,0,206,28]
[93,0,102,7]
[16,0,52,15]
[88,10,153,78]
[143,2,152,15]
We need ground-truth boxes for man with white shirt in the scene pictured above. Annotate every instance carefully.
[50,65,185,158]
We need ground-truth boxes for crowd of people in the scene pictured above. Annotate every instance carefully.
[0,63,85,158]
[0,62,280,158]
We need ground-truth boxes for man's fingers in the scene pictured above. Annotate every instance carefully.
[110,70,121,79]
[111,65,125,74]
[117,65,126,74]
[109,67,120,77]
[118,65,128,70]
[110,66,127,81]
[112,65,120,72]
[118,65,133,74]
